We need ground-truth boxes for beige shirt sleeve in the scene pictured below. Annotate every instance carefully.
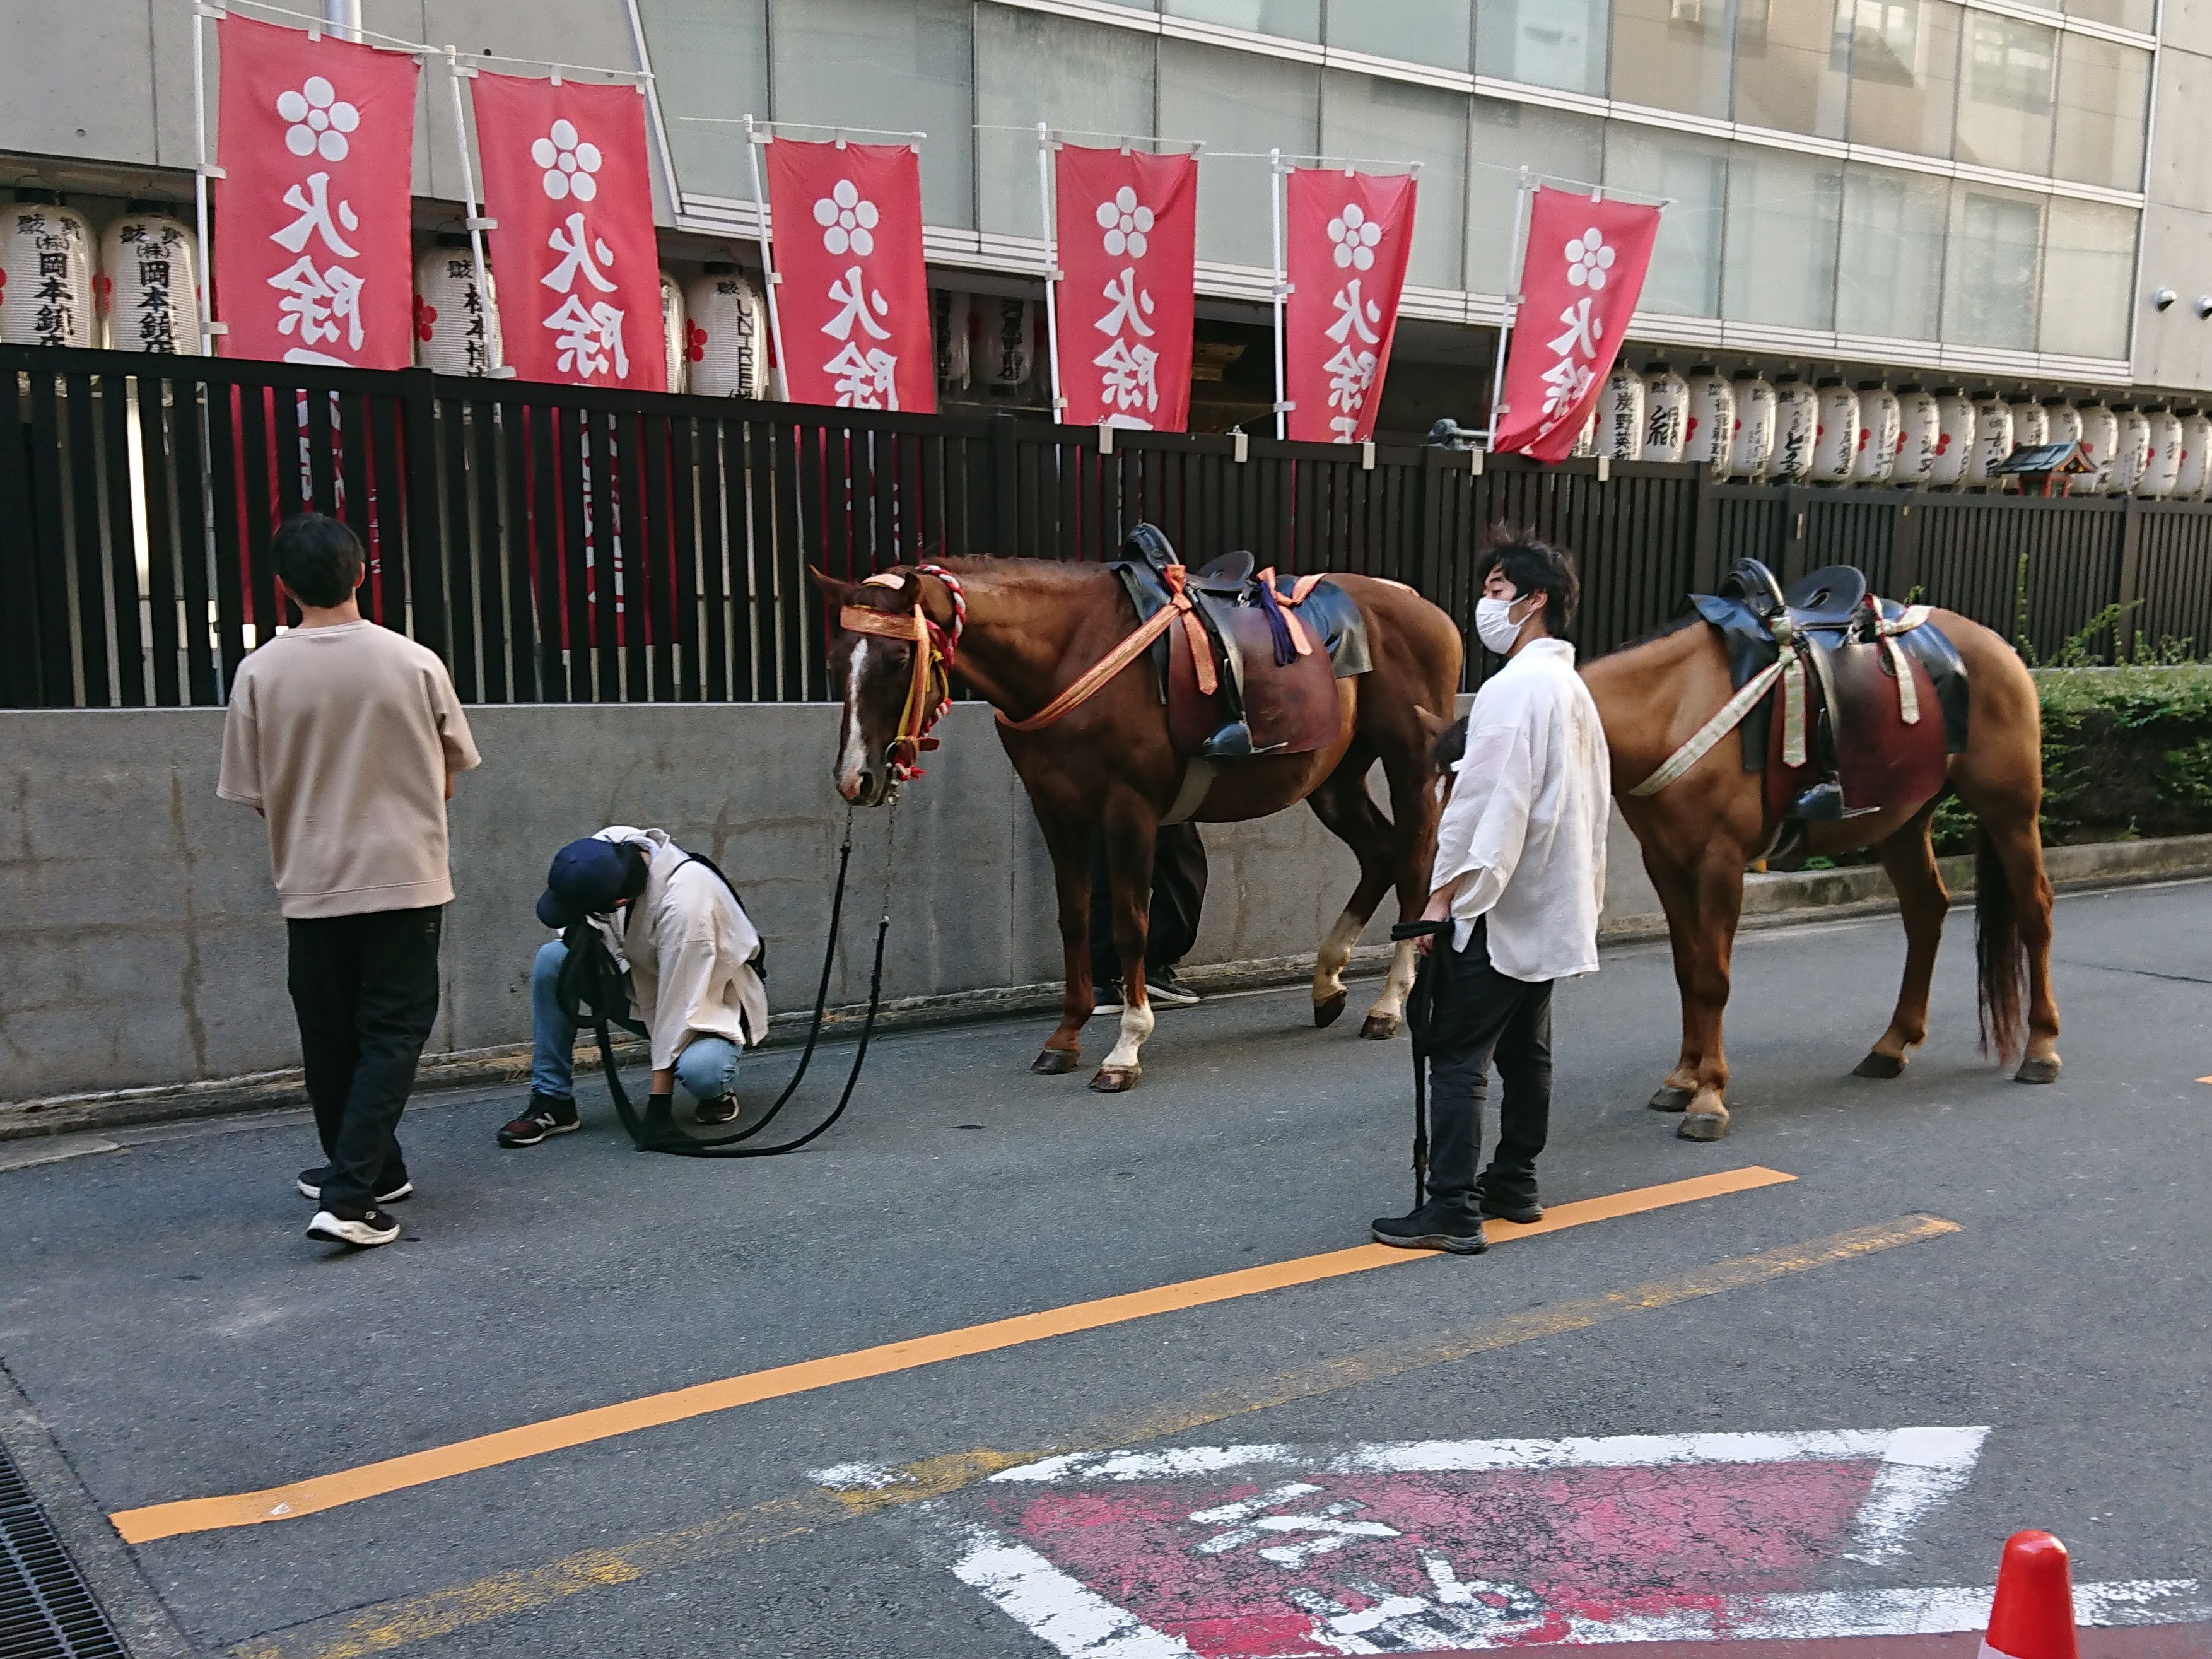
[216,664,263,808]
[427,659,481,773]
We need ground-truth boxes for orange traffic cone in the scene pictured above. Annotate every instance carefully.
[1983,1531,2080,1659]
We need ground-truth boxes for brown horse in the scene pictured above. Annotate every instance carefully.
[1582,609,2061,1140]
[813,557,1463,1089]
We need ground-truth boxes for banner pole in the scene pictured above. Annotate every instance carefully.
[443,50,508,376]
[1485,168,1533,451]
[1038,122,1063,425]
[1270,148,1287,442]
[746,115,790,402]
[192,5,217,355]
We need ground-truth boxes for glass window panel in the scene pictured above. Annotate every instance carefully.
[1325,0,1472,72]
[1320,72,1466,289]
[2052,35,2149,191]
[638,0,768,199]
[2066,0,2153,32]
[1845,0,1962,158]
[1732,0,1849,137]
[1475,0,1609,95]
[1954,12,2056,175]
[1466,100,1604,293]
[1942,183,2042,348]
[768,0,974,228]
[2040,197,2136,358]
[1603,124,1728,315]
[1836,163,1948,338]
[1158,38,1319,266]
[1610,0,1737,119]
[1161,0,1320,40]
[975,10,1155,238]
[1721,146,1842,329]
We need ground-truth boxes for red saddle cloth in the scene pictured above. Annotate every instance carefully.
[1764,633,1952,821]
[1166,601,1346,759]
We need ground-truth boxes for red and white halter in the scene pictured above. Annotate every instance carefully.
[837,563,968,781]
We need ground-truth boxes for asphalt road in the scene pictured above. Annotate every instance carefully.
[3,878,2208,1658]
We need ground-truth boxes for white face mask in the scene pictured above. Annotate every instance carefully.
[1475,594,1531,655]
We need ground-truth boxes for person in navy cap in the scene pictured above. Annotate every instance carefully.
[500,826,768,1147]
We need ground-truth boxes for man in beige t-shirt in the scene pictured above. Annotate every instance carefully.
[218,513,479,1249]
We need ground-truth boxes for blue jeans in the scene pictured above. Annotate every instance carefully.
[530,939,740,1105]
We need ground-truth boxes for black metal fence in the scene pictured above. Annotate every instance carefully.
[6,342,2211,710]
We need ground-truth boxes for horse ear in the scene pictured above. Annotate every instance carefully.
[809,566,851,605]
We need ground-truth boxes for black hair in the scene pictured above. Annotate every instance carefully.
[272,512,365,610]
[1473,525,1580,640]
[615,842,650,904]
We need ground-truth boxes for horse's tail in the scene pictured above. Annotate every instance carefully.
[1974,821,2026,1064]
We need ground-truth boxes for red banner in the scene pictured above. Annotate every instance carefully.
[1492,187,1660,462]
[471,73,665,390]
[212,14,416,369]
[1282,169,1415,444]
[1052,146,1197,431]
[766,139,933,413]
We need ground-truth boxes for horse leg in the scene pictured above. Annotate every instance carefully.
[1030,811,1096,1076]
[1673,845,1743,1140]
[1359,746,1446,1041]
[1641,847,1704,1112]
[1304,753,1396,1031]
[1857,804,1948,1078]
[1091,807,1159,1094]
[1987,806,2063,1083]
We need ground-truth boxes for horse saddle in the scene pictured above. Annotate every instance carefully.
[1691,558,1967,831]
[1109,524,1372,760]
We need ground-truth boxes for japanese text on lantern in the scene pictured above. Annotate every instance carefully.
[1538,224,1614,428]
[812,178,896,408]
[266,76,365,363]
[121,223,187,351]
[16,211,87,346]
[1091,186,1159,425]
[1320,203,1384,441]
[533,119,629,380]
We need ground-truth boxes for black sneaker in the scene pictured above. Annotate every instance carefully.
[498,1093,580,1148]
[1148,966,1201,1007]
[306,1205,401,1248]
[694,1093,739,1125]
[1093,981,1125,1016]
[1371,1199,1489,1254]
[296,1166,413,1204]
[1475,1177,1543,1225]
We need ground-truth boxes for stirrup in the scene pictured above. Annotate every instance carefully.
[1200,722,1256,759]
[1788,779,1880,822]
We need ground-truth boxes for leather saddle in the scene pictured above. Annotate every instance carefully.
[1692,558,1967,847]
[1110,524,1372,760]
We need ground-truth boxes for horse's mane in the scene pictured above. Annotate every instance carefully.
[1594,610,1705,659]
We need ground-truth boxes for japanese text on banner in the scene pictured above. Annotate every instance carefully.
[1051,146,1197,432]
[1282,170,1415,445]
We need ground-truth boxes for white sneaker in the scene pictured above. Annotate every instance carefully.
[306,1207,401,1248]
[1093,982,1125,1016]
[1149,968,1202,1007]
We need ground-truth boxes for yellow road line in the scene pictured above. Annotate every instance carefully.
[117,1165,1793,1545]
[227,1210,1955,1659]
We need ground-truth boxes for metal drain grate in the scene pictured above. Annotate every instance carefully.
[0,1436,126,1659]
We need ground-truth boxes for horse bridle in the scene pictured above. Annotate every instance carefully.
[837,564,967,783]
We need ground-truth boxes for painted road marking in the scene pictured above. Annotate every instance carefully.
[114,1166,1794,1544]
[219,1215,1953,1659]
[941,1431,2205,1657]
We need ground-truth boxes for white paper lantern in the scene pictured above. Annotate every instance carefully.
[1929,390,1974,488]
[99,204,200,355]
[933,289,973,394]
[1767,375,1817,481]
[1965,395,2012,486]
[1811,378,1859,483]
[1892,385,1940,487]
[1683,365,1734,480]
[1642,362,1690,464]
[2137,408,2181,499]
[981,296,1034,389]
[2009,399,2048,450]
[682,264,771,399]
[1595,362,1645,460]
[656,271,686,395]
[1727,373,1776,479]
[1572,411,1596,457]
[2175,411,2212,500]
[1,191,96,348]
[413,237,499,376]
[2107,406,2151,495]
[2043,399,2083,455]
[2076,402,2118,491]
[1851,382,1900,484]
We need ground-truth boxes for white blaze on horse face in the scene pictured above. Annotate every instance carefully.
[1103,996,1155,1072]
[836,640,872,801]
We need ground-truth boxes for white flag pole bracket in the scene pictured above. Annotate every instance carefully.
[1361,440,1376,471]
[1234,430,1249,464]
[1038,122,1065,426]
[745,115,792,401]
[1097,422,1113,455]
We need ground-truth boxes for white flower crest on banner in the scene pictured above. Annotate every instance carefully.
[1327,204,1381,271]
[813,180,878,257]
[1096,186,1153,259]
[1565,226,1614,290]
[277,76,358,162]
[532,119,604,203]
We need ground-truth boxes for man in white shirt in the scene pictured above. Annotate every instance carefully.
[1372,532,1611,1255]
[500,826,770,1147]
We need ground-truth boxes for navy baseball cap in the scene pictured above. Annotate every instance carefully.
[537,837,633,929]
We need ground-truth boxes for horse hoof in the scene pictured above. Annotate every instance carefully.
[2015,1055,2062,1085]
[1647,1086,1693,1113]
[1314,991,1347,1029]
[1360,1014,1402,1041]
[1677,1112,1730,1142]
[1853,1051,1907,1079]
[1032,1049,1079,1076]
[1089,1066,1140,1093]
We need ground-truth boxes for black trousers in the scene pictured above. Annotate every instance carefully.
[1423,918,1552,1216]
[286,906,444,1211]
[1090,823,1209,986]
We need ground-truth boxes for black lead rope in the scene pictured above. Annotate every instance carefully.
[594,802,895,1158]
[1390,919,1452,1209]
